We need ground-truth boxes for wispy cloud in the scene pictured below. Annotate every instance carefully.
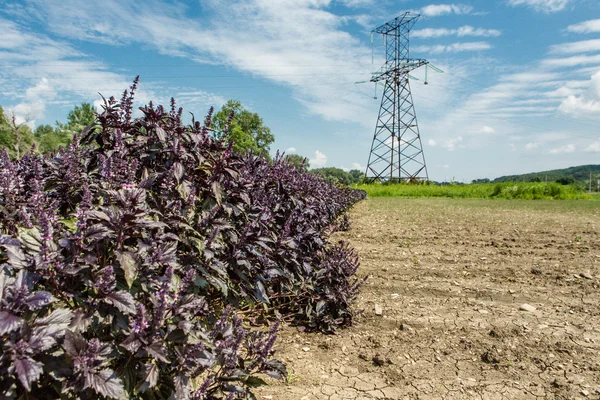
[542,53,600,68]
[550,39,600,54]
[419,4,474,17]
[12,0,375,127]
[0,17,137,125]
[413,42,492,54]
[549,144,575,154]
[567,18,600,34]
[507,0,571,13]
[412,26,501,39]
[443,136,464,151]
[525,142,540,150]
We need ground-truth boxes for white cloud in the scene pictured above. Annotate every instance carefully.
[0,17,155,127]
[428,139,437,146]
[585,140,600,152]
[542,54,600,68]
[337,0,373,7]
[443,136,464,151]
[549,144,575,154]
[525,142,540,150]
[413,42,491,54]
[507,0,571,13]
[285,147,297,154]
[419,4,474,17]
[559,95,600,115]
[412,26,501,39]
[480,126,495,134]
[550,39,600,55]
[351,162,363,170]
[558,70,600,117]
[567,19,600,34]
[310,150,327,167]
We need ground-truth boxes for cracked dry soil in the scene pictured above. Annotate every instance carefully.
[257,198,600,400]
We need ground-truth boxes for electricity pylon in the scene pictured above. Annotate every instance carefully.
[365,12,429,183]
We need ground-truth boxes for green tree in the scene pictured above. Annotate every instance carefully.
[284,154,310,172]
[33,102,97,154]
[348,169,365,184]
[56,102,96,139]
[213,100,274,158]
[0,107,36,159]
[310,167,353,186]
[34,124,72,153]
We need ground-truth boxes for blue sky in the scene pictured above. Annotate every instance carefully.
[1,0,600,182]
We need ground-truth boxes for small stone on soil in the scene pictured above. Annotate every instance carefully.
[302,347,310,352]
[399,323,413,331]
[372,354,386,366]
[374,304,383,316]
[519,303,536,312]
[580,272,593,279]
[478,309,489,314]
[552,378,566,388]
[580,389,589,397]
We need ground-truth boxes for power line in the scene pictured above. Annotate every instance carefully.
[0,71,374,81]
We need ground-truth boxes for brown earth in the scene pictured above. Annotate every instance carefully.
[257,198,600,400]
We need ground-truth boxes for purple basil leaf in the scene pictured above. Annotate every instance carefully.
[146,342,170,363]
[172,162,184,182]
[0,311,24,334]
[0,241,28,269]
[85,368,126,400]
[29,332,57,352]
[254,281,270,304]
[63,330,86,357]
[32,309,73,350]
[104,291,136,314]
[68,309,92,333]
[120,334,142,353]
[25,291,54,310]
[12,356,44,392]
[174,374,190,400]
[136,363,159,393]
[85,224,114,240]
[18,228,42,253]
[86,210,111,222]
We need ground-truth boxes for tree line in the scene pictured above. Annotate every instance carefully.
[1,98,365,185]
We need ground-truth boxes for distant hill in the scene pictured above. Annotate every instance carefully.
[492,164,600,188]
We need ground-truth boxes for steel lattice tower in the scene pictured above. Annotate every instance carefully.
[365,13,429,183]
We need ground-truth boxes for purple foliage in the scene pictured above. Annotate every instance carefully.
[0,79,366,398]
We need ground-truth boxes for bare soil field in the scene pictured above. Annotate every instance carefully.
[258,198,600,399]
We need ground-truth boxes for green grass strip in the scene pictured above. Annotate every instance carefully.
[352,182,591,200]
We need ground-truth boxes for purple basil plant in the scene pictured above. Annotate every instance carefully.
[0,78,365,398]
